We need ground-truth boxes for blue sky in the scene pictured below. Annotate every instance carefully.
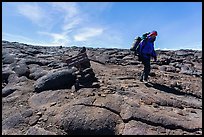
[2,2,202,50]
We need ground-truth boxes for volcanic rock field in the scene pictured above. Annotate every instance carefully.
[2,40,202,135]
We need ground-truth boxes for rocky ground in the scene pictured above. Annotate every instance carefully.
[2,40,202,135]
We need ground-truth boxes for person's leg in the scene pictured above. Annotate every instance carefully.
[143,58,151,81]
[140,72,144,82]
[140,58,145,82]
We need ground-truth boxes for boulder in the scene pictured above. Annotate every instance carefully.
[34,69,76,92]
[7,73,21,84]
[2,54,16,64]
[59,104,120,135]
[2,86,18,97]
[12,62,30,77]
[28,65,48,80]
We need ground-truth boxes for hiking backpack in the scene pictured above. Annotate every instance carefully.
[130,36,142,53]
[130,32,150,56]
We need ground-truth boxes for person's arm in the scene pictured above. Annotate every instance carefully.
[152,48,157,61]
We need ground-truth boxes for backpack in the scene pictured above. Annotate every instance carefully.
[130,32,150,57]
[130,36,142,55]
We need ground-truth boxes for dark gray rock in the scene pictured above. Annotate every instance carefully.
[28,116,40,126]
[47,61,66,69]
[122,121,148,135]
[29,71,48,80]
[28,64,43,73]
[7,73,20,84]
[123,106,198,132]
[180,65,194,75]
[2,68,15,83]
[27,48,43,54]
[28,90,66,108]
[7,74,28,85]
[25,58,51,66]
[2,86,17,97]
[171,58,183,63]
[12,62,30,77]
[26,126,56,135]
[122,55,134,60]
[157,58,171,65]
[28,65,48,80]
[34,69,76,92]
[57,95,123,135]
[128,60,140,65]
[192,70,202,77]
[166,66,176,72]
[21,109,33,118]
[82,68,94,75]
[2,113,26,130]
[149,72,156,77]
[175,50,194,57]
[151,64,159,69]
[103,50,118,55]
[2,54,16,64]
[194,52,202,59]
[89,55,109,64]
[159,66,166,71]
[108,57,120,64]
[60,105,119,135]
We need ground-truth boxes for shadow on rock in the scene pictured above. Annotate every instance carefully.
[147,82,201,99]
[67,128,115,135]
[146,82,185,96]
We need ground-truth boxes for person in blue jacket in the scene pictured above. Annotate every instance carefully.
[138,31,157,82]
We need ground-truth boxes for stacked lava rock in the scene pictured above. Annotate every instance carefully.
[74,60,98,90]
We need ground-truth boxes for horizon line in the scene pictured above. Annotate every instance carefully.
[2,40,202,51]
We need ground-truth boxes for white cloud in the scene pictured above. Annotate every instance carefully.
[96,27,124,48]
[72,26,125,49]
[2,32,56,46]
[50,2,83,32]
[62,18,82,31]
[74,28,104,41]
[16,3,50,26]
[38,31,70,46]
[38,31,66,41]
[8,2,120,48]
[51,2,79,19]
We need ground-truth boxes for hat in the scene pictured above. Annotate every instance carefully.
[149,31,158,37]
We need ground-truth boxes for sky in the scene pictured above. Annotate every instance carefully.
[2,2,202,50]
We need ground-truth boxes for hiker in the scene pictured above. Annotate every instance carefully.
[138,31,157,82]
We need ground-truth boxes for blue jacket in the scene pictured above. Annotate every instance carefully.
[138,36,157,59]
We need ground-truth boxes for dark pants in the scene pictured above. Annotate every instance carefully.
[140,57,151,81]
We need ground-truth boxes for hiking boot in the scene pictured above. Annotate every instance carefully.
[143,78,148,83]
[140,79,143,82]
[139,76,143,82]
[143,80,148,83]
[139,72,144,82]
